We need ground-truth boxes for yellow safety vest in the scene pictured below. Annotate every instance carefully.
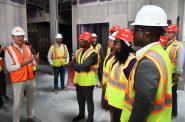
[106,53,135,109]
[102,52,115,85]
[33,65,36,71]
[166,40,182,73]
[92,43,102,63]
[73,47,98,86]
[51,44,67,67]
[107,47,111,55]
[121,43,172,122]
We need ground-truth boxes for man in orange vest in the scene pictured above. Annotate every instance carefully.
[5,26,41,122]
[47,33,69,93]
[166,24,185,118]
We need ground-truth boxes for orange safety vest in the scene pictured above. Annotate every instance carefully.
[6,44,35,83]
[0,58,3,66]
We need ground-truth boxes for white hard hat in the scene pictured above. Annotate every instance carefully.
[108,31,118,41]
[55,33,63,38]
[131,5,168,26]
[92,33,97,37]
[12,26,25,36]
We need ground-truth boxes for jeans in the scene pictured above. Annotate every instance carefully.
[53,66,65,89]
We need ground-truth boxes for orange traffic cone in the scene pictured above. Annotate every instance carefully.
[66,61,75,91]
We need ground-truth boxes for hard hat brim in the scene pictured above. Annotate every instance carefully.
[131,21,168,26]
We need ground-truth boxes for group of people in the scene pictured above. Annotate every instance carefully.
[70,5,184,122]
[0,4,184,122]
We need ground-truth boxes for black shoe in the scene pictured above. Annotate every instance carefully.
[3,95,10,100]
[172,115,177,119]
[87,119,93,122]
[72,115,85,121]
[171,113,177,119]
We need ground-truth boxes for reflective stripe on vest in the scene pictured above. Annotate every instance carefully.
[73,47,98,86]
[94,44,101,63]
[102,52,115,85]
[121,44,172,122]
[106,53,135,109]
[51,44,67,66]
[6,44,35,83]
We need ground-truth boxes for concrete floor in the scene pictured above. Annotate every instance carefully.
[0,62,185,122]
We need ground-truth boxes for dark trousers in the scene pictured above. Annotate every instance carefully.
[53,66,65,89]
[0,91,3,106]
[112,106,122,122]
[76,85,95,120]
[172,84,177,115]
[0,70,6,96]
[98,62,103,82]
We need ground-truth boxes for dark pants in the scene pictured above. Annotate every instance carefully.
[76,85,95,120]
[0,70,6,96]
[0,91,3,106]
[53,66,65,89]
[98,62,103,83]
[112,106,122,122]
[172,84,177,116]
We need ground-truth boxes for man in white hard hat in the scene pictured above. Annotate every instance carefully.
[121,5,172,122]
[47,33,69,93]
[5,26,40,122]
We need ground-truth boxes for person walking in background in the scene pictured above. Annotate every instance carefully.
[165,24,185,119]
[47,33,69,93]
[5,26,40,122]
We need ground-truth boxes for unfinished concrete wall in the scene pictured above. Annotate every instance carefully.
[72,0,182,52]
[0,0,27,47]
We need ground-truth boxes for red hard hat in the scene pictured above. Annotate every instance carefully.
[166,24,178,32]
[114,28,133,43]
[109,25,121,32]
[159,35,168,46]
[79,32,93,41]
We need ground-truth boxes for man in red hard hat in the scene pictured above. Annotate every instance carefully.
[166,24,185,119]
[72,32,98,122]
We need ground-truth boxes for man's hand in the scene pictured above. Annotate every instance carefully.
[20,58,34,67]
[34,53,39,63]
